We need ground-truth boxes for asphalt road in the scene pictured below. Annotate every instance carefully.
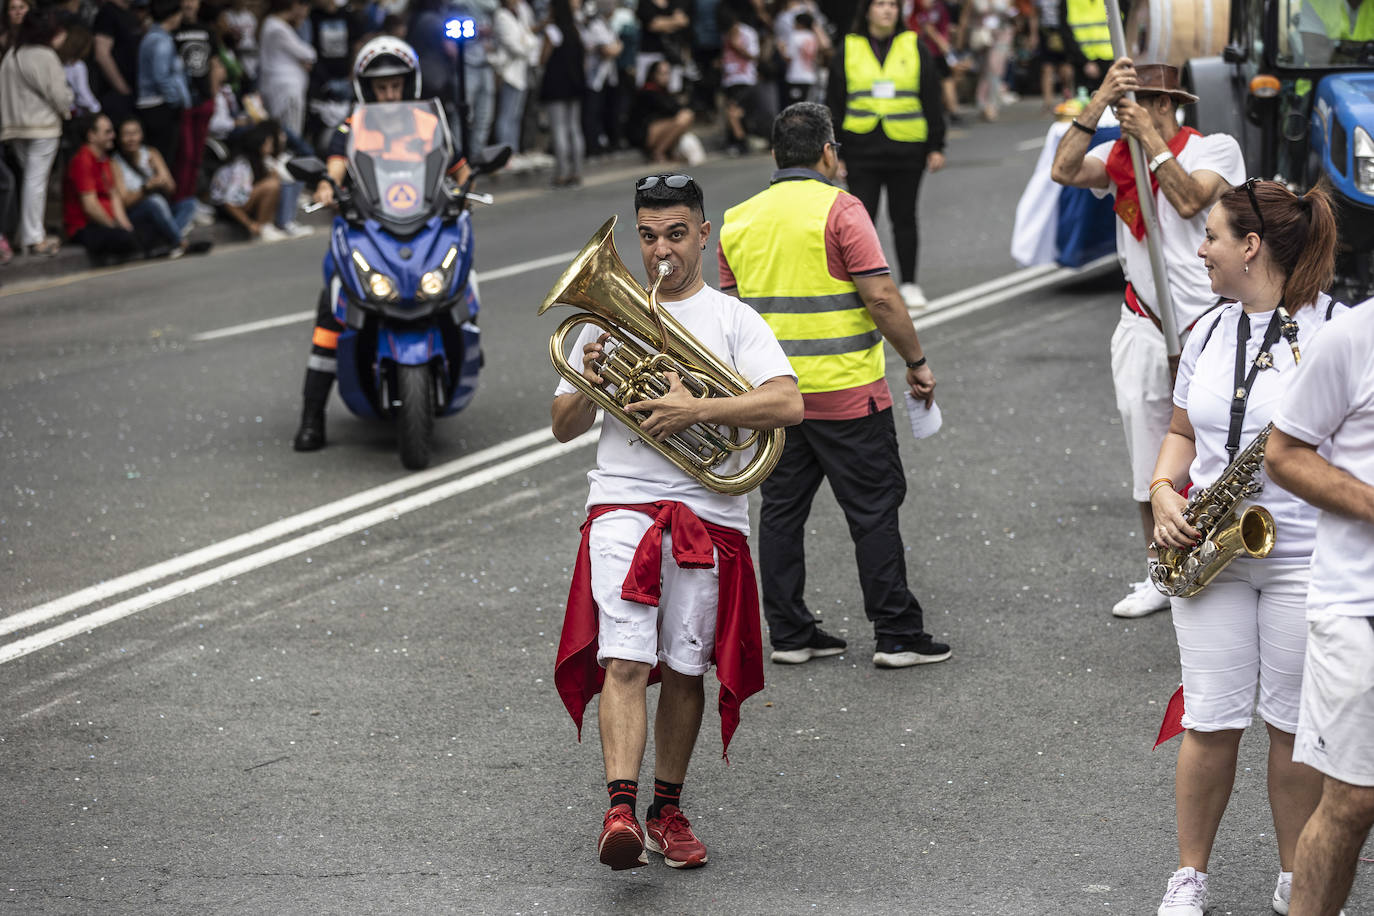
[2,103,1370,915]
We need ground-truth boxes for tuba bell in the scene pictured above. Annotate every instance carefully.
[538,216,784,495]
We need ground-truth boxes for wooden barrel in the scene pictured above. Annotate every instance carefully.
[1125,0,1231,69]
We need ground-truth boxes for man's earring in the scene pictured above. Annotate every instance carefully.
[1244,264,1249,273]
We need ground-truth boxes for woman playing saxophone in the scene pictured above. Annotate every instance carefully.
[1145,180,1346,916]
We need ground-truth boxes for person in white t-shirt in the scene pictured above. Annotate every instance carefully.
[550,174,801,872]
[1050,58,1245,619]
[1148,180,1344,916]
[1267,300,1374,916]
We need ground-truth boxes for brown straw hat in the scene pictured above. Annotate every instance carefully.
[1134,63,1200,105]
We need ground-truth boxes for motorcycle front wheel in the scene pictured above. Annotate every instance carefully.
[396,363,436,470]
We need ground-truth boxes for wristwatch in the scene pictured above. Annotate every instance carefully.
[905,357,927,369]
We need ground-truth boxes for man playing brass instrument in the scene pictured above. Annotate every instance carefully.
[551,175,802,871]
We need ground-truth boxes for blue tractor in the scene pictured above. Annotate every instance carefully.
[1184,0,1374,302]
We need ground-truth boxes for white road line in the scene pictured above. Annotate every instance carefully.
[189,249,581,343]
[2,256,1116,664]
[1016,136,1047,152]
[913,255,1118,328]
[0,426,557,637]
[0,432,595,665]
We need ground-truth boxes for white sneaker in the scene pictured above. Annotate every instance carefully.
[1273,872,1347,916]
[258,223,288,242]
[192,200,216,227]
[899,282,927,309]
[1158,867,1208,916]
[282,221,314,238]
[1113,576,1171,618]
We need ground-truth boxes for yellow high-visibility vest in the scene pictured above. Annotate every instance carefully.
[720,179,885,394]
[1309,0,1374,40]
[841,31,927,143]
[1066,0,1113,61]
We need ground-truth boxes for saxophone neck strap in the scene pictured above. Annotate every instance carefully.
[1227,307,1286,462]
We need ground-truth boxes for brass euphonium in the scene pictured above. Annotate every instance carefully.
[538,216,784,495]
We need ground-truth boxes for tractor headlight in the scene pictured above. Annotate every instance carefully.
[416,246,460,301]
[368,272,398,300]
[1355,127,1374,195]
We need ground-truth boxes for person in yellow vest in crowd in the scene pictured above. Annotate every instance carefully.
[1295,0,1374,63]
[825,0,945,310]
[1061,0,1113,89]
[718,101,952,670]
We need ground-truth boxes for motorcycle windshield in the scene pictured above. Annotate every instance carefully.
[1277,0,1374,67]
[346,101,452,228]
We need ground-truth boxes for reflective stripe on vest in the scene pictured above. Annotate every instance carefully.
[1310,0,1374,40]
[1065,0,1113,61]
[841,31,927,143]
[719,179,885,394]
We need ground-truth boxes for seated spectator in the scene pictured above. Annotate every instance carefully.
[627,57,691,161]
[58,17,102,119]
[63,112,143,263]
[208,119,284,240]
[113,115,195,255]
[0,8,75,256]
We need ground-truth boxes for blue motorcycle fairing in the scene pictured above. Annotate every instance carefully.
[381,325,443,365]
[324,212,472,315]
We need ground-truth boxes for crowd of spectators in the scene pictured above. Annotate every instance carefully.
[0,0,1115,265]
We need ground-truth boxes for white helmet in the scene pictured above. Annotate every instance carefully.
[352,36,422,103]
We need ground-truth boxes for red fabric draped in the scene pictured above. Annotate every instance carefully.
[1105,127,1200,240]
[1154,685,1187,748]
[553,502,765,760]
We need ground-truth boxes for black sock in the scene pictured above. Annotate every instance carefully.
[607,779,637,811]
[646,778,682,820]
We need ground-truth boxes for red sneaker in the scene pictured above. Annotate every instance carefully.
[598,803,648,870]
[645,805,708,868]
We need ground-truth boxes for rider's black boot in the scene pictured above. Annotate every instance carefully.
[293,369,334,452]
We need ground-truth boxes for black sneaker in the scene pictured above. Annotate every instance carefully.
[873,635,951,668]
[770,627,848,665]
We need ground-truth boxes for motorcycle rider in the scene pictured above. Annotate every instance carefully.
[293,36,460,451]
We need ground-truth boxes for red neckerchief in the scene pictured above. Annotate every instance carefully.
[1105,127,1200,240]
[553,502,765,761]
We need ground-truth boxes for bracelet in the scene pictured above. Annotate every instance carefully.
[1148,150,1175,173]
[905,357,927,369]
[1149,478,1175,498]
[1069,119,1096,136]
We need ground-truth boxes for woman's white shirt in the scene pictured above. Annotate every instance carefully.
[1173,293,1344,558]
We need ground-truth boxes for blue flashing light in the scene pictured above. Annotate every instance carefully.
[445,17,476,40]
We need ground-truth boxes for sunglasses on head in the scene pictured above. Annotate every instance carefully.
[1242,177,1266,240]
[636,174,696,191]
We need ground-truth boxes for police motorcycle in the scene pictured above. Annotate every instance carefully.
[291,25,509,470]
[291,101,508,470]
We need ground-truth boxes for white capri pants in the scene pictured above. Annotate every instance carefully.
[589,509,719,677]
[1172,556,1310,733]
[1110,306,1174,502]
[1294,612,1374,786]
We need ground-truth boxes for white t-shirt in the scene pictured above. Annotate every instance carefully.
[722,23,759,88]
[1173,295,1345,558]
[784,30,820,84]
[553,284,796,533]
[1088,132,1245,330]
[1274,304,1374,616]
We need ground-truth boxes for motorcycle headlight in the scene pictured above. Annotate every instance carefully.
[419,269,447,298]
[416,246,460,301]
[368,272,398,301]
[1355,127,1374,195]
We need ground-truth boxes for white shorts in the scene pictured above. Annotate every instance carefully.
[1172,556,1310,733]
[590,509,719,676]
[1294,613,1374,786]
[1110,307,1174,502]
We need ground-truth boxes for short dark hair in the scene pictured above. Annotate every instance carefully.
[150,0,180,21]
[849,0,906,35]
[15,8,59,47]
[634,174,706,221]
[78,112,109,142]
[772,102,833,169]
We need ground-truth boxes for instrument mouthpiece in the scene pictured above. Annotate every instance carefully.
[656,261,673,277]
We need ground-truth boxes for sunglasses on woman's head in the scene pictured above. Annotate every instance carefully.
[1242,177,1266,240]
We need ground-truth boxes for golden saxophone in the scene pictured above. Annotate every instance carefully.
[538,216,784,496]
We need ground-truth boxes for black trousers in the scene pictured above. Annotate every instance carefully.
[758,407,928,649]
[72,223,141,258]
[136,104,181,174]
[845,160,926,285]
